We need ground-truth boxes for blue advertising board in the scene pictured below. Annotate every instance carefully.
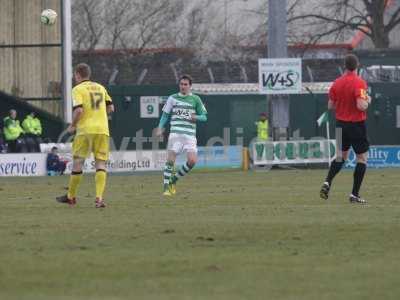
[176,146,242,169]
[345,146,400,168]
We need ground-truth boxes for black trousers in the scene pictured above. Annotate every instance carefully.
[7,138,27,153]
[24,134,42,152]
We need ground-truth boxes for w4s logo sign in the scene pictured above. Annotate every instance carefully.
[262,71,300,90]
[258,58,302,94]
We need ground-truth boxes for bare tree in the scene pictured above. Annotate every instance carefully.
[72,0,182,50]
[72,0,217,52]
[108,1,187,51]
[288,0,400,48]
[171,1,216,50]
[189,0,268,63]
[241,0,303,45]
[72,0,107,50]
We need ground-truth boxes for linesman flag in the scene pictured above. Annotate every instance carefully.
[317,110,332,167]
[317,111,329,127]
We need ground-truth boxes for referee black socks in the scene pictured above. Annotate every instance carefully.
[325,159,345,185]
[352,162,367,197]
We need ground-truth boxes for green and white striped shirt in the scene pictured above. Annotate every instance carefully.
[163,93,207,136]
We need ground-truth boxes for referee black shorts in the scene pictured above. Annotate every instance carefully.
[336,120,369,154]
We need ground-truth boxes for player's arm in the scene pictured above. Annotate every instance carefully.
[106,104,114,114]
[356,96,370,111]
[158,112,170,129]
[191,113,207,122]
[328,99,335,110]
[191,97,208,122]
[154,112,170,138]
[68,88,84,133]
[327,84,336,110]
[68,106,83,133]
[154,97,173,137]
[105,89,114,114]
[355,82,370,112]
[158,97,173,128]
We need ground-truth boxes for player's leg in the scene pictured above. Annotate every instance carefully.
[56,157,85,205]
[163,150,177,196]
[349,123,369,203]
[94,160,107,208]
[175,151,196,181]
[320,123,350,199]
[93,134,110,207]
[171,136,197,188]
[68,158,85,200]
[57,135,89,205]
[163,133,182,195]
[325,150,349,185]
[349,152,367,203]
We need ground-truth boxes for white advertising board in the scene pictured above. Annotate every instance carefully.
[61,150,167,174]
[0,147,243,177]
[258,58,302,94]
[252,140,336,165]
[0,154,47,176]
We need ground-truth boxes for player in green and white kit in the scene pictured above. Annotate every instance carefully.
[155,75,207,196]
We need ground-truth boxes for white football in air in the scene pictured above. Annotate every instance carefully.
[41,9,58,25]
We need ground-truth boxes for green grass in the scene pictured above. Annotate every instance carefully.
[1,169,400,300]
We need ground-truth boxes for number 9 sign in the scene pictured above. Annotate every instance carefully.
[140,96,160,118]
[147,104,154,114]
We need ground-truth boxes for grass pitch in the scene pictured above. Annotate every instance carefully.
[1,169,400,300]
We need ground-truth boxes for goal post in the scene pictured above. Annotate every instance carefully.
[62,0,72,123]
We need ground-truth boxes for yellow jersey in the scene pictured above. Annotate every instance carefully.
[257,120,269,141]
[72,80,112,136]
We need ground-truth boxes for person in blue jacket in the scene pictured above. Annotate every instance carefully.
[46,147,66,175]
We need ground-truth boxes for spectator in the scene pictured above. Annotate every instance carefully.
[3,109,25,153]
[46,146,67,176]
[0,129,7,153]
[22,111,42,152]
[255,112,269,160]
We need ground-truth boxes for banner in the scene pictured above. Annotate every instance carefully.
[258,58,302,94]
[62,146,243,174]
[0,146,242,177]
[61,150,166,174]
[0,154,47,176]
[346,146,400,168]
[252,140,336,165]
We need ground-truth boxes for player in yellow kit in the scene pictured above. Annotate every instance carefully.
[56,63,114,208]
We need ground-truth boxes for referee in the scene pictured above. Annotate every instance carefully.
[320,54,371,204]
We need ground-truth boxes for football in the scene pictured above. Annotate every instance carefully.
[41,9,57,25]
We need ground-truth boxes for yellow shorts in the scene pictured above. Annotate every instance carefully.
[72,134,109,161]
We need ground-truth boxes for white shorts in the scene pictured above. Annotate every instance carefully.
[167,133,197,154]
